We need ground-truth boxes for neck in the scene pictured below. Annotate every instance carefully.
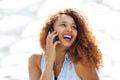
[53,47,67,77]
[55,47,67,64]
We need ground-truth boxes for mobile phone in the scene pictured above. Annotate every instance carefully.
[49,27,59,43]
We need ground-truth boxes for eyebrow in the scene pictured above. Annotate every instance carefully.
[60,21,76,25]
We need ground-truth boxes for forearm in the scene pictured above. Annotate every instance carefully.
[40,60,54,80]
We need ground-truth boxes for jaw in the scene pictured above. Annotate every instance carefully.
[57,39,74,50]
[56,45,68,53]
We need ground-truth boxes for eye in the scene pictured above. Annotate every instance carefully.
[71,25,77,30]
[61,24,66,27]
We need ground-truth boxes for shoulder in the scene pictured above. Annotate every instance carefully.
[74,62,99,80]
[29,53,43,68]
[28,53,44,80]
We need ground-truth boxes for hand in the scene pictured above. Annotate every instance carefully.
[45,31,60,62]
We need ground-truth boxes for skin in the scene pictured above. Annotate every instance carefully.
[28,14,99,80]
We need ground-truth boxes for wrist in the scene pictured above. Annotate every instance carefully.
[46,59,55,64]
[46,56,55,62]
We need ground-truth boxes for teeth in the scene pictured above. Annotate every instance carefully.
[63,35,71,39]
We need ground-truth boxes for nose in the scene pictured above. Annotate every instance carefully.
[66,26,72,32]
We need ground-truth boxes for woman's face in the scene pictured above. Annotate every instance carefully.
[54,14,77,48]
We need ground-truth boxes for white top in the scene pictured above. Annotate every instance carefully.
[40,53,81,80]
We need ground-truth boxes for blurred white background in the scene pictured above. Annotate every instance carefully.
[0,0,120,80]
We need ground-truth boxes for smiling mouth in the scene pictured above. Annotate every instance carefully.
[63,35,72,40]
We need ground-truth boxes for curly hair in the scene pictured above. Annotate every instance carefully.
[39,8,102,71]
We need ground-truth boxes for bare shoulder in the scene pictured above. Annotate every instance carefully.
[29,53,42,68]
[28,53,43,80]
[74,62,99,80]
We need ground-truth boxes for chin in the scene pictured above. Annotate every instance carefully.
[58,40,73,48]
[62,44,72,49]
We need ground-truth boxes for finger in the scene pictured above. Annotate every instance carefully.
[48,31,50,34]
[50,31,57,35]
[47,31,56,38]
[48,30,56,36]
[52,32,58,39]
[47,31,58,43]
[54,41,60,46]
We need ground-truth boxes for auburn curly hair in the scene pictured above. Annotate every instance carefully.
[39,8,102,71]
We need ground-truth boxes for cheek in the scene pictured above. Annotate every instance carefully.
[54,26,61,32]
[55,27,63,34]
[55,29,61,37]
[56,29,61,34]
[74,31,78,38]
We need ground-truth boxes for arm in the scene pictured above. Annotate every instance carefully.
[40,59,54,80]
[40,31,60,80]
[75,63,99,80]
[29,31,60,80]
[28,54,41,80]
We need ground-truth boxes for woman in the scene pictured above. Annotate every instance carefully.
[28,8,102,80]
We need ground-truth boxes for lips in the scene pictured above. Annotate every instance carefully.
[63,34,72,40]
